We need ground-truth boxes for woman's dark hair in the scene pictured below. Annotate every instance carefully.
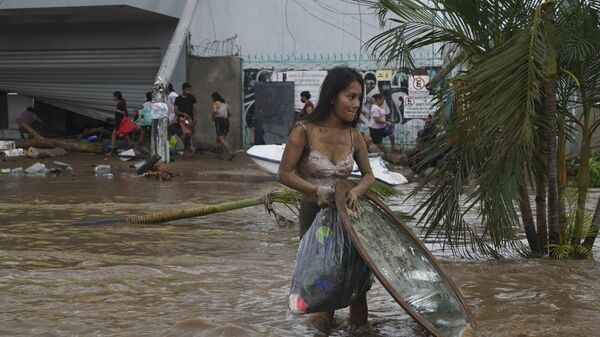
[211,92,225,103]
[300,91,311,99]
[145,92,152,102]
[372,93,383,100]
[303,67,364,127]
[113,91,123,100]
[167,83,174,92]
[182,82,192,90]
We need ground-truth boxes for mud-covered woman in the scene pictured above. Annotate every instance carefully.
[278,66,375,329]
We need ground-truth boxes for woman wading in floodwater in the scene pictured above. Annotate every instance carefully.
[278,67,375,329]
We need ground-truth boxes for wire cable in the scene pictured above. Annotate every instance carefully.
[207,0,217,40]
[292,0,361,41]
[284,0,297,56]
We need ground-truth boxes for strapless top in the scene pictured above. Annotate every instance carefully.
[295,123,354,188]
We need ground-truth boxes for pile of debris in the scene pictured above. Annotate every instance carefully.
[142,164,174,181]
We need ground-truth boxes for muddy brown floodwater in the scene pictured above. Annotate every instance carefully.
[1,153,600,337]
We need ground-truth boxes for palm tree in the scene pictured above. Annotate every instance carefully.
[367,0,600,257]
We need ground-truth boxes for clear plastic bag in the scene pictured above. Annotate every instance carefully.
[288,207,372,314]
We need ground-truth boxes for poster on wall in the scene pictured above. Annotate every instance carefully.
[272,71,328,111]
[404,75,435,119]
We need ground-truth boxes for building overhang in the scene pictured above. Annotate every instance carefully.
[0,3,181,24]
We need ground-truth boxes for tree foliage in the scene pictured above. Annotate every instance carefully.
[368,0,600,257]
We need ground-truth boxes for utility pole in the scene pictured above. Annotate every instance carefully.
[151,0,199,163]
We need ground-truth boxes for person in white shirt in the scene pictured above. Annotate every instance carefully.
[368,93,390,152]
[166,83,178,124]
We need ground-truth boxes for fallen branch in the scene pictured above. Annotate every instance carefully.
[68,181,401,227]
[16,121,105,154]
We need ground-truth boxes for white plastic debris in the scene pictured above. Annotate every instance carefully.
[3,148,25,157]
[0,141,15,151]
[150,102,168,119]
[119,148,136,161]
[53,161,73,171]
[94,164,112,174]
[133,160,146,170]
[25,162,49,175]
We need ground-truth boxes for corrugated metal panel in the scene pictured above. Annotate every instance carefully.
[0,48,161,120]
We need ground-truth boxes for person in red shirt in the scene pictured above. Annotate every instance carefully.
[299,91,314,118]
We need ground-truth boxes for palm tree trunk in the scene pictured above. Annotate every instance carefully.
[557,103,568,239]
[518,184,540,254]
[535,175,549,254]
[120,197,268,224]
[542,1,560,245]
[583,196,600,249]
[573,131,591,245]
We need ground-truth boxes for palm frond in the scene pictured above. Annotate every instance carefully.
[367,0,539,69]
[408,6,550,257]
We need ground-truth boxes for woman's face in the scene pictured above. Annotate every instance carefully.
[332,80,362,123]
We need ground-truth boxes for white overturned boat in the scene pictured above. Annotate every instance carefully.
[246,144,408,186]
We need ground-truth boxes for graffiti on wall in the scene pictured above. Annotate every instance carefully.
[242,67,439,147]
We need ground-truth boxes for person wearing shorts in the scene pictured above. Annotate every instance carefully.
[107,91,128,155]
[211,92,234,159]
[368,93,389,152]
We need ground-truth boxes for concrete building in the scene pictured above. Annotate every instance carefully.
[0,0,440,148]
[0,1,187,139]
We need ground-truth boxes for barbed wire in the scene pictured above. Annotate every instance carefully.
[190,35,241,57]
[242,50,443,70]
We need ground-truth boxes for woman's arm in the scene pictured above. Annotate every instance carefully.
[306,104,314,115]
[346,129,375,211]
[278,124,318,197]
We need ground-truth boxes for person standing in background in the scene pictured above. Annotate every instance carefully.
[107,91,128,155]
[166,83,178,124]
[299,91,314,118]
[174,82,198,156]
[368,93,389,152]
[211,92,235,159]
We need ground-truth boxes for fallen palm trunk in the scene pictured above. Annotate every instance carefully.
[16,122,105,154]
[70,182,401,227]
[71,189,300,226]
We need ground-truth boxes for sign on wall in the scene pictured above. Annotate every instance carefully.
[405,75,434,119]
[376,69,393,82]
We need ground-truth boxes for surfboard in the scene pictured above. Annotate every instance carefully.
[335,179,475,337]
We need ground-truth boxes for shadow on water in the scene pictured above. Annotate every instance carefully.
[1,159,600,336]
